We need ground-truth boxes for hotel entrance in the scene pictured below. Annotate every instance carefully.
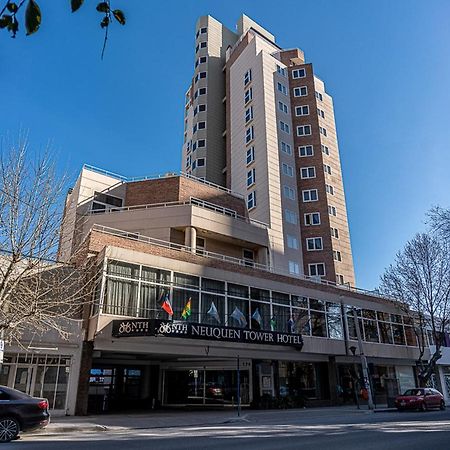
[161,360,251,407]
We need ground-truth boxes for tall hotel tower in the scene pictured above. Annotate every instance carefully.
[182,15,355,287]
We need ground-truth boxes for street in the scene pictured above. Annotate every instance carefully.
[7,408,450,449]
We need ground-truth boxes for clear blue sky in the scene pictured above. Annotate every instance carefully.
[1,0,449,290]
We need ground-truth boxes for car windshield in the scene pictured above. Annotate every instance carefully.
[403,389,424,396]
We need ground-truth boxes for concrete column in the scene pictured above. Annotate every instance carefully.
[184,226,197,253]
[437,366,449,405]
[328,356,339,405]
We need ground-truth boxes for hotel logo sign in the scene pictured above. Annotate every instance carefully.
[112,319,303,349]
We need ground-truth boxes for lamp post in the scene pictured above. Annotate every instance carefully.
[352,308,374,410]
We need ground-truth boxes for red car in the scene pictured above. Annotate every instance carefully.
[395,388,445,411]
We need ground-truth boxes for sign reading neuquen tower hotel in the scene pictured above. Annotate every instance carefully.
[112,319,303,349]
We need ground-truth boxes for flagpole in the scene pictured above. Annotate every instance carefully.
[237,354,241,417]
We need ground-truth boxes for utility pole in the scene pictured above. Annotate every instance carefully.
[352,308,374,410]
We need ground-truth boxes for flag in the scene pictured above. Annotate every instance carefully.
[251,308,262,328]
[288,317,295,333]
[270,316,277,332]
[207,302,220,323]
[181,298,192,320]
[160,291,173,316]
[231,307,247,328]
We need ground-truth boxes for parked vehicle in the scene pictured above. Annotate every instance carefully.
[395,387,445,411]
[0,385,50,442]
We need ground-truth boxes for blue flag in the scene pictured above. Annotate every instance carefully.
[251,308,262,328]
[288,317,295,333]
[207,302,220,323]
[231,307,247,328]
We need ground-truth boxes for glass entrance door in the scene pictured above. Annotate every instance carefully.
[14,366,34,395]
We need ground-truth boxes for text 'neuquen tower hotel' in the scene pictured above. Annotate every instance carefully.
[182,15,355,287]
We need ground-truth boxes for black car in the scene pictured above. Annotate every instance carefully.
[0,385,50,442]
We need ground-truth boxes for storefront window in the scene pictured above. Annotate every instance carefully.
[138,284,161,318]
[310,298,325,311]
[311,311,327,337]
[272,304,291,333]
[173,272,199,289]
[327,314,343,339]
[107,260,139,279]
[227,296,249,327]
[104,278,138,316]
[392,324,406,345]
[292,308,310,335]
[291,296,308,309]
[272,292,290,306]
[364,319,379,343]
[141,266,170,284]
[228,283,248,298]
[250,301,271,330]
[404,326,417,346]
[379,322,393,344]
[202,278,225,294]
[202,293,225,325]
[250,288,270,302]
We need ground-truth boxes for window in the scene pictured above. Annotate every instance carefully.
[245,126,255,144]
[185,155,191,168]
[295,105,309,116]
[195,44,199,53]
[198,121,206,130]
[247,191,256,209]
[292,68,306,78]
[278,101,288,113]
[192,124,197,133]
[277,82,287,95]
[276,64,287,77]
[321,144,329,155]
[198,56,207,64]
[333,250,342,261]
[247,168,256,187]
[282,163,294,177]
[293,86,308,97]
[200,42,207,49]
[198,104,206,112]
[297,125,311,136]
[197,71,207,81]
[246,147,255,165]
[289,261,300,275]
[300,167,316,179]
[197,139,206,148]
[326,184,334,195]
[319,126,327,136]
[197,158,205,167]
[306,237,323,251]
[283,186,295,200]
[243,249,254,264]
[329,205,337,216]
[302,189,318,202]
[192,141,197,151]
[317,108,325,118]
[244,87,253,104]
[331,227,339,238]
[309,263,325,277]
[336,274,344,285]
[315,91,323,101]
[324,164,332,175]
[287,235,299,249]
[199,87,207,95]
[280,142,292,155]
[280,121,290,134]
[244,69,252,86]
[299,145,314,157]
[305,212,321,226]
[192,160,197,169]
[245,106,254,123]
[285,209,298,224]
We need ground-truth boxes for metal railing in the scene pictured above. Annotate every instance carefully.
[87,197,268,229]
[91,224,396,303]
[82,164,243,199]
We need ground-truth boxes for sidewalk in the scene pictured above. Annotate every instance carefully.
[31,405,378,436]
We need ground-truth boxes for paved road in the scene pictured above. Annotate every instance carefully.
[7,409,450,449]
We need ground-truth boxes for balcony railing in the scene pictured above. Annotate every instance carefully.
[82,164,243,199]
[87,197,268,229]
[91,224,397,303]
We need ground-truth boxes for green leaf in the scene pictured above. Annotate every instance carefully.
[100,16,109,28]
[6,2,18,13]
[112,9,125,25]
[25,0,41,35]
[96,2,109,13]
[0,14,12,29]
[71,0,84,13]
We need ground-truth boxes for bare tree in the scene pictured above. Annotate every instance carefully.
[0,135,94,345]
[428,206,450,242]
[379,232,450,385]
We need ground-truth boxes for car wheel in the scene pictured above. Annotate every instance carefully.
[440,400,446,411]
[420,402,427,412]
[0,417,20,443]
